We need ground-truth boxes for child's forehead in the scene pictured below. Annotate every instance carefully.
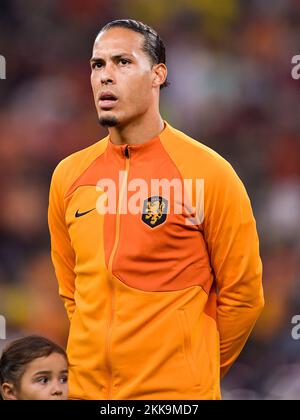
[25,353,68,375]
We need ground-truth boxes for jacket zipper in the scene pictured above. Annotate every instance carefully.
[105,144,130,399]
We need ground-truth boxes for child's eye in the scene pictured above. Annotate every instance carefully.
[37,377,49,384]
[60,375,68,384]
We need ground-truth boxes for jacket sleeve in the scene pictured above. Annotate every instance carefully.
[203,159,264,378]
[48,163,76,322]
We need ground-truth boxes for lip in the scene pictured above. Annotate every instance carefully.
[99,99,118,109]
[98,92,118,109]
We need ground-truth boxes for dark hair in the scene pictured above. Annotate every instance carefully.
[99,19,169,89]
[0,335,68,398]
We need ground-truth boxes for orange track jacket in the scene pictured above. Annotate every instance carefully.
[48,121,264,400]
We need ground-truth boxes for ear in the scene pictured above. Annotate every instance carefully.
[152,63,168,89]
[1,383,18,400]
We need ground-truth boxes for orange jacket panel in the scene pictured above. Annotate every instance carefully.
[48,122,264,400]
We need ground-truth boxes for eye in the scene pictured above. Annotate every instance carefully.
[119,59,130,66]
[60,375,68,384]
[36,376,49,384]
[92,61,103,69]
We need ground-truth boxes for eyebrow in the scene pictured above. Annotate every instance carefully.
[33,370,68,376]
[33,371,51,376]
[90,54,134,64]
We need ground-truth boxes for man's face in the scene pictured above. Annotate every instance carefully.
[90,27,159,127]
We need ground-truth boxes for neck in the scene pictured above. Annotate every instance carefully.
[107,111,165,145]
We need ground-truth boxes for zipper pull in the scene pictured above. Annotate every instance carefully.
[124,145,130,159]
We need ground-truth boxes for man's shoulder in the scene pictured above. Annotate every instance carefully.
[50,136,109,192]
[161,122,235,176]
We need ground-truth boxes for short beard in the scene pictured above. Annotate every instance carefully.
[99,116,119,127]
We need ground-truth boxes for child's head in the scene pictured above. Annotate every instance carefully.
[0,335,68,400]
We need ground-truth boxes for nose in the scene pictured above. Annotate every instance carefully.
[51,382,64,397]
[101,63,115,85]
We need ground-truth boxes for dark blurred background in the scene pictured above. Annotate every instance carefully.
[1,0,300,400]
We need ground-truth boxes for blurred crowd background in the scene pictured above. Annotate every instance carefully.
[1,0,300,400]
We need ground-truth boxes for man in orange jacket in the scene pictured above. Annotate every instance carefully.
[48,19,264,400]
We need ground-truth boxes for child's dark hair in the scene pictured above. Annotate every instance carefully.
[0,335,68,399]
